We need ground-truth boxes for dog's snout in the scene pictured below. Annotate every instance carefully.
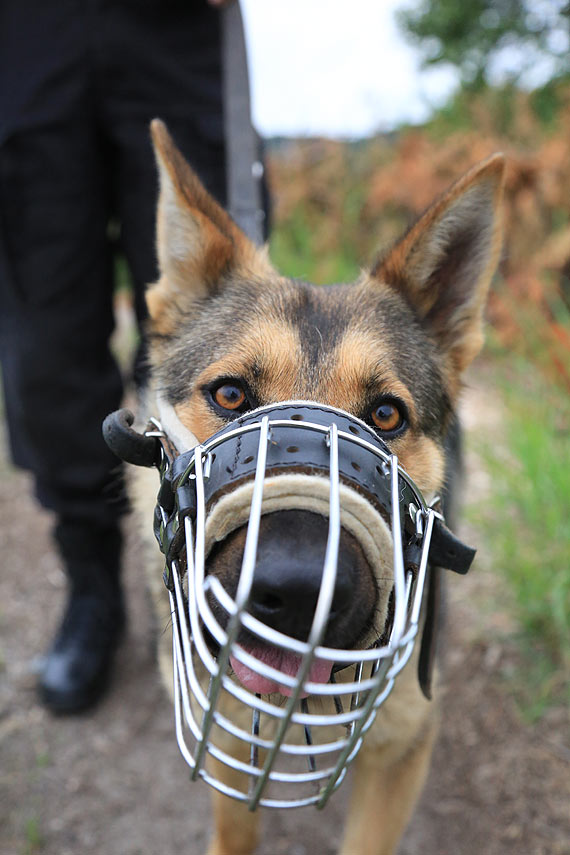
[250,527,352,635]
[206,509,378,649]
[250,575,350,625]
[248,510,369,644]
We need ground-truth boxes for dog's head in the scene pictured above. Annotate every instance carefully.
[147,118,503,656]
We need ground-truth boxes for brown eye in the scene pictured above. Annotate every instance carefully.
[213,383,247,411]
[371,401,405,433]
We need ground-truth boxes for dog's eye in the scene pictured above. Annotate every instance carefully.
[213,383,247,412]
[205,378,254,418]
[370,400,406,434]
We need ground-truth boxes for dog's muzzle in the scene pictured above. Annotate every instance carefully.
[104,401,475,809]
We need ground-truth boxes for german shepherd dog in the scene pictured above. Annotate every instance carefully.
[137,120,504,855]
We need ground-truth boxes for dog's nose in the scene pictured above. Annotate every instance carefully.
[249,510,357,641]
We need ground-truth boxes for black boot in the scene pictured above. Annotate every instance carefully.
[39,520,126,714]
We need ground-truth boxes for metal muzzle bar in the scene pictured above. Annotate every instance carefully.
[103,401,476,809]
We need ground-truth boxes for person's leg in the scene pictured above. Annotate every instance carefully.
[99,0,270,341]
[100,0,227,340]
[0,2,126,712]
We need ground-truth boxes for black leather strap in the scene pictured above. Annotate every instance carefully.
[430,518,476,575]
[222,2,265,245]
[171,403,477,576]
[417,566,442,699]
[104,403,477,579]
[171,402,416,535]
[104,402,475,694]
[102,408,160,468]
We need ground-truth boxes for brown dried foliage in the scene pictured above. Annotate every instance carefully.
[267,87,570,389]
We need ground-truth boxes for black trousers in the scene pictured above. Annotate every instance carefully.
[0,1,226,527]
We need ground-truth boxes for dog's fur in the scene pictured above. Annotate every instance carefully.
[136,120,505,855]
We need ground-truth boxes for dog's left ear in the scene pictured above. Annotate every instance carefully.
[147,119,271,325]
[372,154,505,375]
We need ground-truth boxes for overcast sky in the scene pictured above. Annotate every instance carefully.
[240,0,459,138]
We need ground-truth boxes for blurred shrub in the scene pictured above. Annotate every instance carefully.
[474,344,570,716]
[268,83,570,391]
[398,0,570,93]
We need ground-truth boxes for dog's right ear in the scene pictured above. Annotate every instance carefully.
[371,154,505,377]
[147,119,270,325]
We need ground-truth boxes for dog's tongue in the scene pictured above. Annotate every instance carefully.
[230,645,332,697]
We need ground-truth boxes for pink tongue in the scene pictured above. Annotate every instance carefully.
[230,645,333,697]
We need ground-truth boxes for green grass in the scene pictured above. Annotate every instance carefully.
[475,354,570,715]
[269,206,361,284]
[23,817,43,854]
[35,752,51,770]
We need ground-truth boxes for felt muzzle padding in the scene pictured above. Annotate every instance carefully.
[203,473,395,635]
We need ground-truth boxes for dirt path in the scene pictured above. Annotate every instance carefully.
[1,376,569,855]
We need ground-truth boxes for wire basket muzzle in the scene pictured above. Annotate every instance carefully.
[163,402,437,809]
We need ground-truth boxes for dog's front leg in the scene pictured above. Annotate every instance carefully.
[339,718,437,855]
[206,754,260,855]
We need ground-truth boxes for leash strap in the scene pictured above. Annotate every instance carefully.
[222,2,265,245]
[417,566,442,699]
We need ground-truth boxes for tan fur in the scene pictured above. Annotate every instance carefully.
[396,434,446,497]
[312,328,446,492]
[174,320,301,442]
[131,464,175,684]
[324,327,419,419]
[206,757,261,855]
[137,123,505,855]
[147,119,274,336]
[340,715,438,855]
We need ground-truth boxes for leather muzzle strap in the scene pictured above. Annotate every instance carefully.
[417,566,442,700]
